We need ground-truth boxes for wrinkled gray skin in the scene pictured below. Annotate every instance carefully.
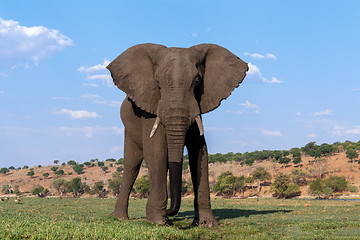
[107,43,248,227]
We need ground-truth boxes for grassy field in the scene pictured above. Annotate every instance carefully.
[0,197,359,239]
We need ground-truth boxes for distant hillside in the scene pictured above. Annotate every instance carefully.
[1,141,360,198]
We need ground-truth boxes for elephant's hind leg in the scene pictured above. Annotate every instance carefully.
[112,139,143,220]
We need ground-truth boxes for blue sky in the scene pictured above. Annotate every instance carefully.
[1,1,360,168]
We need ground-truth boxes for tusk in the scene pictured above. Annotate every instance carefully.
[195,115,204,136]
[149,117,160,138]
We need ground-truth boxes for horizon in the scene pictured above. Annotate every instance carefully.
[1,1,360,168]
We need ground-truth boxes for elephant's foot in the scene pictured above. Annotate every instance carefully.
[112,210,129,220]
[192,213,218,227]
[147,214,173,226]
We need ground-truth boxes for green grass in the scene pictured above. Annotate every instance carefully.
[1,197,360,239]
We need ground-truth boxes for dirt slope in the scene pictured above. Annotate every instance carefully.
[0,151,359,197]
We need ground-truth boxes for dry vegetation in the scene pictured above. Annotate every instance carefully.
[1,149,360,198]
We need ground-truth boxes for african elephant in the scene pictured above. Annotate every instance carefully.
[107,43,248,227]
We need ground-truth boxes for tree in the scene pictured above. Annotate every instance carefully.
[213,171,245,196]
[290,169,308,186]
[293,157,302,167]
[43,172,50,178]
[108,172,122,196]
[116,166,124,172]
[27,170,35,178]
[1,185,12,194]
[101,166,109,172]
[346,149,359,163]
[14,185,21,196]
[252,167,271,193]
[278,157,291,168]
[52,178,69,196]
[271,173,301,199]
[67,177,86,197]
[106,158,117,162]
[23,165,29,169]
[97,162,105,167]
[54,169,65,176]
[8,166,15,170]
[31,186,49,197]
[51,166,58,172]
[72,164,84,174]
[93,181,105,192]
[134,175,150,198]
[0,167,9,175]
[309,176,348,199]
[37,165,42,168]
[67,160,77,165]
[54,160,59,164]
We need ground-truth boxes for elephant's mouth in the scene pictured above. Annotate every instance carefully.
[149,115,204,138]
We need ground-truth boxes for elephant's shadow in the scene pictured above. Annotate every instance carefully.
[175,208,292,222]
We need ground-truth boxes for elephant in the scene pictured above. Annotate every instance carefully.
[107,43,248,227]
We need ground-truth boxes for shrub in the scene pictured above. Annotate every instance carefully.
[271,173,301,199]
[67,160,77,165]
[0,167,10,175]
[8,166,15,170]
[101,166,108,172]
[23,165,29,169]
[52,178,69,195]
[51,166,58,172]
[67,177,87,197]
[54,170,65,175]
[309,176,349,198]
[290,169,309,186]
[108,172,122,196]
[324,176,348,193]
[213,171,245,196]
[2,185,12,194]
[116,166,124,172]
[350,186,358,193]
[43,172,50,178]
[97,162,105,167]
[31,186,49,197]
[134,175,150,198]
[72,164,84,174]
[14,185,21,196]
[27,170,35,177]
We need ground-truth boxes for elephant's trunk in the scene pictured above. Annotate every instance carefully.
[164,113,188,216]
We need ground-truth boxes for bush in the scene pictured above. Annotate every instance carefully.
[2,185,12,194]
[43,172,50,178]
[271,173,301,199]
[72,164,84,174]
[309,176,349,198]
[52,178,69,195]
[213,171,245,196]
[97,162,105,167]
[290,169,309,186]
[51,166,58,172]
[67,160,77,165]
[108,172,122,196]
[101,166,108,172]
[350,186,358,193]
[54,170,65,175]
[67,177,87,197]
[116,166,124,172]
[27,170,35,177]
[134,175,150,198]
[31,186,49,197]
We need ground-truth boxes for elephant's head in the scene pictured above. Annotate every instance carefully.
[107,43,248,216]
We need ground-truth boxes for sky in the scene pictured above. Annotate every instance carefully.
[1,0,360,168]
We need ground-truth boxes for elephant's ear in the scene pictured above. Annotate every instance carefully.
[191,44,248,114]
[107,43,166,115]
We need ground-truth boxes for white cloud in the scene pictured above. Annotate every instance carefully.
[330,125,360,136]
[262,77,283,84]
[53,96,74,101]
[55,109,101,119]
[81,94,121,107]
[240,100,259,109]
[313,109,333,116]
[247,62,282,84]
[57,126,123,138]
[83,83,99,87]
[78,60,112,87]
[307,133,318,138]
[261,129,282,137]
[244,52,277,60]
[0,17,73,68]
[77,60,110,73]
[191,32,198,37]
[295,112,302,116]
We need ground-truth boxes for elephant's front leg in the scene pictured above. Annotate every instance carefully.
[186,124,218,227]
[143,119,171,225]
